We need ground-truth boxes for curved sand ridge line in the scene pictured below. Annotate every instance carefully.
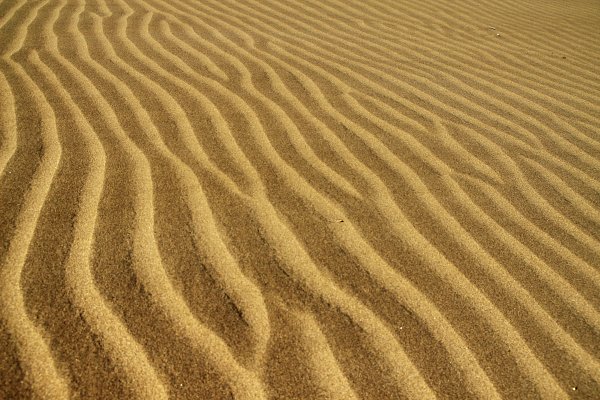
[1,0,599,398]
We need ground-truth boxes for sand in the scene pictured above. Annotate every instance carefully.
[1,0,599,398]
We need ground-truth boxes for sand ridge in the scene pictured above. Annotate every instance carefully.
[1,0,599,398]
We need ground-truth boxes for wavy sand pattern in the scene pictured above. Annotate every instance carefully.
[1,0,599,398]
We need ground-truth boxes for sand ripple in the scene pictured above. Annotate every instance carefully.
[1,0,599,398]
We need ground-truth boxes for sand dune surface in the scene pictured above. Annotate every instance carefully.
[1,0,600,398]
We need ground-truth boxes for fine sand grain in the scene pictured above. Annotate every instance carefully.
[1,0,600,398]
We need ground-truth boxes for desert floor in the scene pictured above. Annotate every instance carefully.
[1,0,600,399]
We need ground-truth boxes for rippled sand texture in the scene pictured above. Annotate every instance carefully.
[1,0,600,398]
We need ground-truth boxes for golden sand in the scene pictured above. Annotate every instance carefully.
[1,0,600,398]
